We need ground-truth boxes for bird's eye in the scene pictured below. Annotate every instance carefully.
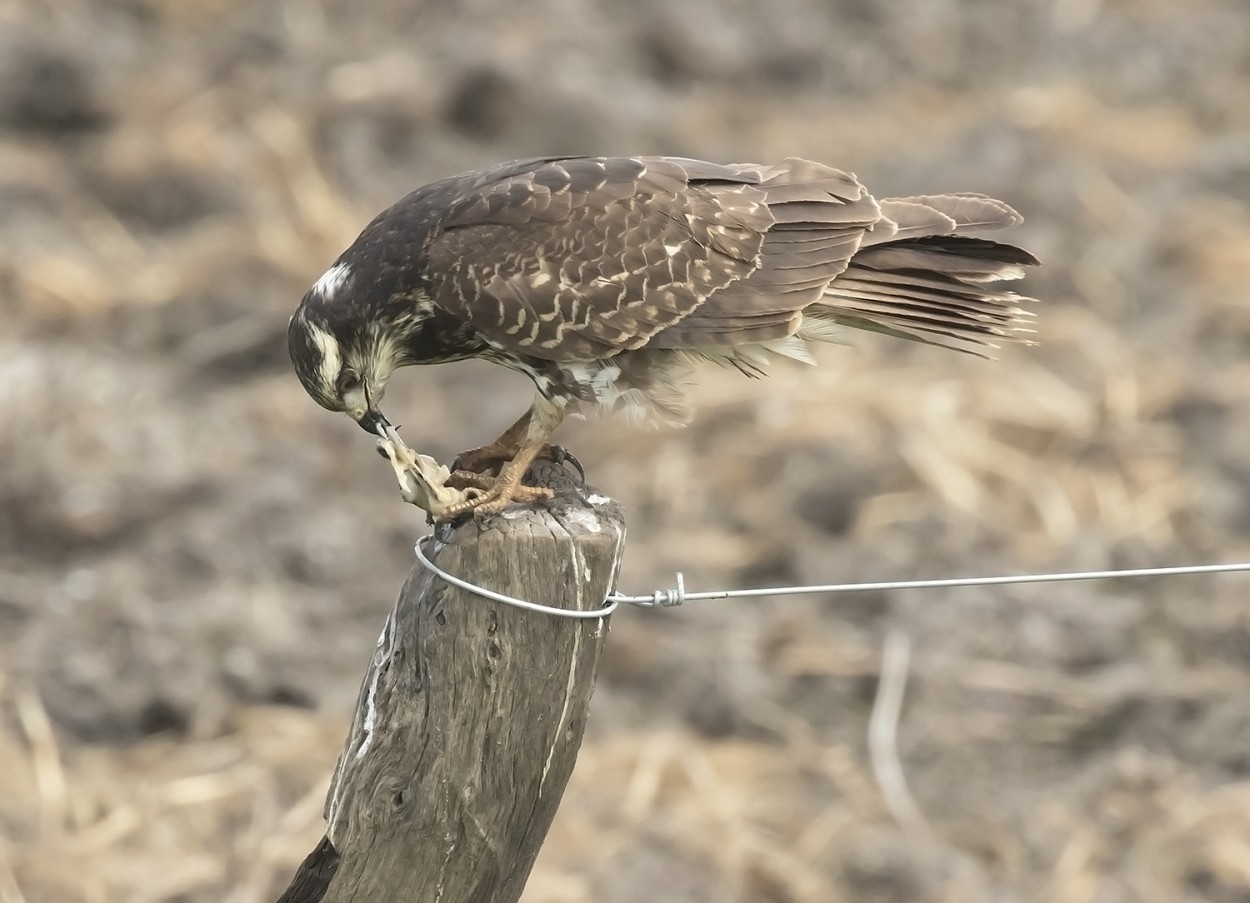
[336,368,361,395]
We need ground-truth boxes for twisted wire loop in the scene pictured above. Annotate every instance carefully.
[413,535,1250,621]
[413,537,620,620]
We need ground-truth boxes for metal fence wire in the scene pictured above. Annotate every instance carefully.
[412,537,1250,621]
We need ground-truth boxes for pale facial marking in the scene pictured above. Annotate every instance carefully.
[361,329,406,390]
[313,262,353,299]
[304,319,343,398]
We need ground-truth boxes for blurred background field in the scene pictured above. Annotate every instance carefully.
[2,0,1250,900]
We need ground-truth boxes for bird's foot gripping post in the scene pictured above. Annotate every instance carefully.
[445,469,554,516]
[377,423,581,522]
[277,467,625,903]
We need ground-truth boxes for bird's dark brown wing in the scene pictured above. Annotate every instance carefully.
[646,158,880,348]
[423,156,877,361]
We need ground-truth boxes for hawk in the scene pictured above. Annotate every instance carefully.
[288,156,1037,517]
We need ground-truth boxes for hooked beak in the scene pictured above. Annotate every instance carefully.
[355,408,392,438]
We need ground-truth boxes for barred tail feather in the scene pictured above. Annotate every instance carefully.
[812,232,1039,357]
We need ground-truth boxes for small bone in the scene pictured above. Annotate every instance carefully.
[376,424,477,519]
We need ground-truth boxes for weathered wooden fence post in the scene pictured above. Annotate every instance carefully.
[277,464,626,903]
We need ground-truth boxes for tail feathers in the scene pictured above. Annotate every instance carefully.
[815,234,1039,356]
[866,194,1024,245]
[857,236,1037,281]
[871,199,956,242]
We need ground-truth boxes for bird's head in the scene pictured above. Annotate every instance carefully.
[287,262,407,437]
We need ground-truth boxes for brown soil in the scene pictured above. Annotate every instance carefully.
[2,1,1250,900]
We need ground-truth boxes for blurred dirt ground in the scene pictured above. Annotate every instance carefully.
[2,0,1250,900]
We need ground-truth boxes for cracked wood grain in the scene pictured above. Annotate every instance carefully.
[277,464,625,903]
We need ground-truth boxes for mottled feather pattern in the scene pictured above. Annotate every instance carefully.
[294,155,1038,428]
[427,157,776,360]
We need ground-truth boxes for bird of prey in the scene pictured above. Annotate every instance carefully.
[288,156,1037,518]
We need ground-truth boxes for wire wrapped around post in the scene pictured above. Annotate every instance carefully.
[277,461,625,903]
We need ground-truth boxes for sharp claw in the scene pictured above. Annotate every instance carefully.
[545,445,586,486]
